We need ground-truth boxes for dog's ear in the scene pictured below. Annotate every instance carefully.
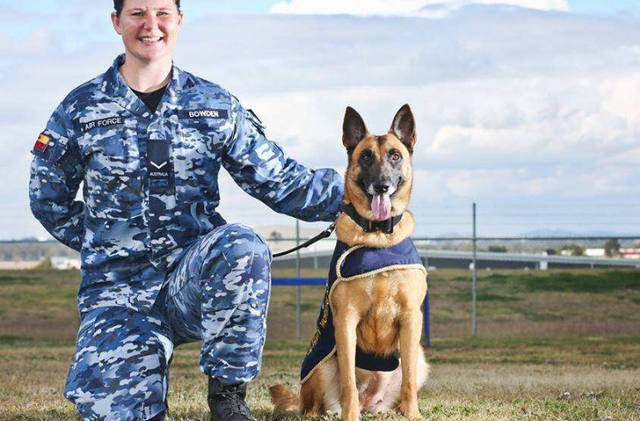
[343,107,369,151]
[390,104,416,153]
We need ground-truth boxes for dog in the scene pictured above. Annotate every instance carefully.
[270,105,429,421]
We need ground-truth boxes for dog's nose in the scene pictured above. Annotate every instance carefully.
[373,184,390,194]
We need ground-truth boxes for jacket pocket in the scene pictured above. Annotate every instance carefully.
[173,119,227,203]
[83,125,143,212]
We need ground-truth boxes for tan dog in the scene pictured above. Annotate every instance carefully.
[270,105,429,421]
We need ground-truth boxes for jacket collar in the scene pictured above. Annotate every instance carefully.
[102,54,196,118]
[342,202,403,234]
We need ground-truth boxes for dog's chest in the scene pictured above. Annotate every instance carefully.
[300,238,425,382]
[352,273,402,317]
[351,274,406,353]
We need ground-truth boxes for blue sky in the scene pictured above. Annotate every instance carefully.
[188,0,640,14]
[2,0,640,240]
[3,0,638,13]
[569,0,639,13]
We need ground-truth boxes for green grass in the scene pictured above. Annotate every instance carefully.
[448,291,522,303]
[2,268,640,342]
[1,337,639,420]
[478,271,640,293]
[519,271,640,293]
[1,268,640,419]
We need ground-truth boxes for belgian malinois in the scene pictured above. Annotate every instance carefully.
[270,105,429,421]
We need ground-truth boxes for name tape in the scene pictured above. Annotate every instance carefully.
[178,109,229,119]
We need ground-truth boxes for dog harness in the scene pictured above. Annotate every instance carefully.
[300,237,426,383]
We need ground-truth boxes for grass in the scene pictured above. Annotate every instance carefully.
[1,268,640,420]
[1,337,639,420]
[2,268,639,342]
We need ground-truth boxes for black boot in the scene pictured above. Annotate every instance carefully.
[208,377,254,421]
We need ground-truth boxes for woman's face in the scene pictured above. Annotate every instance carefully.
[111,0,183,65]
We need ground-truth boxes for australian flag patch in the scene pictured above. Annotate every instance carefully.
[33,133,52,154]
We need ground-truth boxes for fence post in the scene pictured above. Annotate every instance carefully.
[472,202,478,337]
[313,244,318,270]
[296,219,302,340]
[423,289,431,348]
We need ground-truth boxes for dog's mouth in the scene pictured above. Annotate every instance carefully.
[369,193,392,221]
[365,186,400,221]
[358,178,404,221]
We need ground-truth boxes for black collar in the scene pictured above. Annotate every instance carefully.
[342,202,403,234]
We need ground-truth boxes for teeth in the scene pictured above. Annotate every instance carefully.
[140,37,163,42]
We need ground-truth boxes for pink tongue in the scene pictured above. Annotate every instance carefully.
[371,194,391,221]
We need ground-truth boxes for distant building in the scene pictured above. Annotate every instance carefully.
[51,257,81,270]
[585,248,605,258]
[620,248,640,260]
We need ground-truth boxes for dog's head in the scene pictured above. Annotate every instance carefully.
[342,104,416,221]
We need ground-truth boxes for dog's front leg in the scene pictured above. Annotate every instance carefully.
[398,309,423,419]
[334,308,360,421]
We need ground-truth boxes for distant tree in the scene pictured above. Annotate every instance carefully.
[545,249,556,256]
[35,257,53,270]
[560,244,583,256]
[604,238,621,258]
[269,230,283,241]
[488,245,507,253]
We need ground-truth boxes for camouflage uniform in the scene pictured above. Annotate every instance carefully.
[29,54,343,421]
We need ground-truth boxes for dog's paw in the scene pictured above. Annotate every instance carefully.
[397,402,422,419]
[341,405,360,421]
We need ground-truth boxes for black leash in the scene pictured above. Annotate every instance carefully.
[272,222,337,258]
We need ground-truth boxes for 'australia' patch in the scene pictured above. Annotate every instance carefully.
[178,109,229,119]
[79,116,124,133]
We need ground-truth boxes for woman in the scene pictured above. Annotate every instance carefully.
[29,0,343,420]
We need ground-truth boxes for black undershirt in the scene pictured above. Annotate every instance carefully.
[131,84,168,114]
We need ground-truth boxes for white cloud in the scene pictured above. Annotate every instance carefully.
[270,0,569,16]
[3,6,640,238]
[0,29,55,58]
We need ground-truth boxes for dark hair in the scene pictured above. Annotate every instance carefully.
[114,0,181,17]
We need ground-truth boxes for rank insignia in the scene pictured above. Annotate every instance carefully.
[33,133,51,153]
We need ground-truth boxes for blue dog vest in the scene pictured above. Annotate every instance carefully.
[300,237,426,383]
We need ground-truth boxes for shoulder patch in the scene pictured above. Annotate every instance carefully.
[33,133,51,154]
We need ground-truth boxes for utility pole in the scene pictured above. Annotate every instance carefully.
[472,202,478,337]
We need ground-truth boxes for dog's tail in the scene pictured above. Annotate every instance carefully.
[269,384,300,413]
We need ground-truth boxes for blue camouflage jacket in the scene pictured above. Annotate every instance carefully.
[30,54,344,314]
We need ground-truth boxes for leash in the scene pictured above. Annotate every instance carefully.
[272,222,337,258]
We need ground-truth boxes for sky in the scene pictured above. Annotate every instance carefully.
[2,0,640,240]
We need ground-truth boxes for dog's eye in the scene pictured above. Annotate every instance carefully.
[391,152,402,161]
[360,151,373,163]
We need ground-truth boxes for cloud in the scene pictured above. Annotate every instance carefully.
[0,29,56,59]
[3,6,640,239]
[270,0,569,16]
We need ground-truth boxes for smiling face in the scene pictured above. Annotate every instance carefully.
[111,0,183,66]
[343,105,417,221]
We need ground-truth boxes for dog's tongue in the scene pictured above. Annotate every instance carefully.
[371,194,391,221]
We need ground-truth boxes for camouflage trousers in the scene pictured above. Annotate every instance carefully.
[63,223,272,421]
